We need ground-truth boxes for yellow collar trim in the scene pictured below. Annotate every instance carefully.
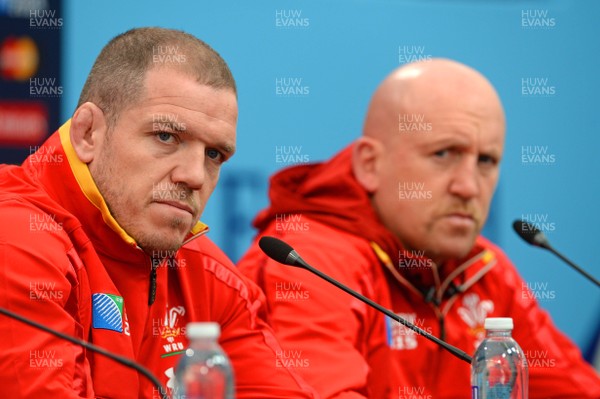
[58,120,208,246]
[370,241,393,266]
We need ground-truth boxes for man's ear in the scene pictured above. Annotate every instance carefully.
[70,102,108,164]
[352,136,383,193]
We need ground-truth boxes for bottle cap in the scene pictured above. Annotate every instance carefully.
[484,317,513,330]
[186,322,221,339]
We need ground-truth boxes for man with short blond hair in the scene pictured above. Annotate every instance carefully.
[0,27,317,398]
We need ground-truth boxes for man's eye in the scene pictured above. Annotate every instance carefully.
[434,149,449,158]
[206,148,223,162]
[479,154,497,165]
[157,132,175,143]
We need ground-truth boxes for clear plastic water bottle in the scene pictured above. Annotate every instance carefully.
[471,317,528,399]
[174,322,235,399]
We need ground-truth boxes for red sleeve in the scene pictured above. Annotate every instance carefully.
[237,225,394,399]
[0,201,93,398]
[493,248,600,399]
[192,237,320,399]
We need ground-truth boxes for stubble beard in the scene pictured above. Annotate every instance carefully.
[90,147,187,254]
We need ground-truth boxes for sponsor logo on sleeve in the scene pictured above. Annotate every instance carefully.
[92,293,124,333]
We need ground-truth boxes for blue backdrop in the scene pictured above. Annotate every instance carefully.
[61,0,600,361]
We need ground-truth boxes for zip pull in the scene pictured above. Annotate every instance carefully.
[148,263,158,305]
[423,286,436,304]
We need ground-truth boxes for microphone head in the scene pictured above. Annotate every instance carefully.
[512,220,549,248]
[258,236,296,265]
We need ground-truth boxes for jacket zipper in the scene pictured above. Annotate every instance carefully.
[148,261,158,305]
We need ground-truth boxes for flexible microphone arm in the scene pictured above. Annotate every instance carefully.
[258,236,472,364]
[513,220,600,288]
[0,306,169,399]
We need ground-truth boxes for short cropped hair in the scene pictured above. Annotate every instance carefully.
[77,27,236,128]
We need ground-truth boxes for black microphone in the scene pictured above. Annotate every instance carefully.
[258,236,472,364]
[513,220,600,288]
[0,306,168,399]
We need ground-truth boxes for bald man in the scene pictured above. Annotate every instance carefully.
[237,59,600,398]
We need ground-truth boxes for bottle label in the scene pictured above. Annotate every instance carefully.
[473,383,513,399]
[489,383,512,398]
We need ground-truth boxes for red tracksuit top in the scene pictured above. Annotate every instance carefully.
[237,145,600,399]
[0,121,318,398]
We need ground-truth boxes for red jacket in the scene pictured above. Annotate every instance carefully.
[0,121,318,398]
[237,145,600,399]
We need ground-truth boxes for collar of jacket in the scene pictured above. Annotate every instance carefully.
[24,119,208,259]
[370,237,497,305]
